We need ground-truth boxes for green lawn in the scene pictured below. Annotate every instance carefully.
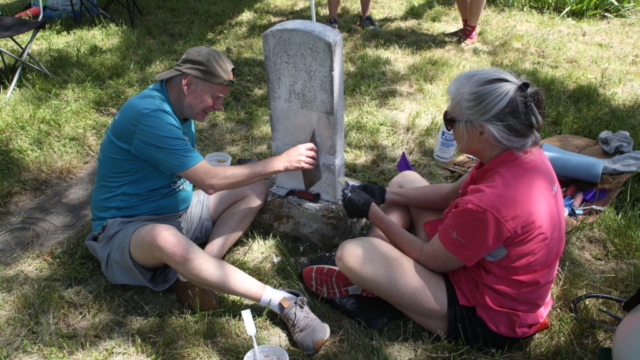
[1,0,639,359]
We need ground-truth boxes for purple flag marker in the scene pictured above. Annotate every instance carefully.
[397,151,415,172]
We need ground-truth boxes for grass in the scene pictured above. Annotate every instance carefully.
[1,0,640,358]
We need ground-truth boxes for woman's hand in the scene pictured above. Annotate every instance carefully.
[342,185,376,219]
[350,182,386,205]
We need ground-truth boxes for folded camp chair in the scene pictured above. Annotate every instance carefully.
[0,1,51,100]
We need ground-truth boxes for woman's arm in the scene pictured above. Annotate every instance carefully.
[384,174,467,210]
[368,204,464,272]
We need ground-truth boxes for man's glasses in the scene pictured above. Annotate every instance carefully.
[443,110,457,132]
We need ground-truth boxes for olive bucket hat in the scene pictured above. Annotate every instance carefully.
[155,46,235,86]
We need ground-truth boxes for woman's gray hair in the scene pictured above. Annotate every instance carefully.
[446,69,544,150]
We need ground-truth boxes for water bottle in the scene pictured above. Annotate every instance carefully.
[433,122,457,162]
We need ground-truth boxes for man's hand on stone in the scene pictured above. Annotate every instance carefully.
[280,143,318,171]
[341,185,376,219]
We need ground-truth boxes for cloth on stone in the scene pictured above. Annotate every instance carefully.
[602,152,640,174]
[598,131,634,155]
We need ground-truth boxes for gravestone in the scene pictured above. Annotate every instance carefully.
[262,19,344,203]
[257,20,364,247]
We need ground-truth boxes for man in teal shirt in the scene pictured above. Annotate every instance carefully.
[86,46,330,355]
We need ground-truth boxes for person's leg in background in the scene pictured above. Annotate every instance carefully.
[446,0,485,45]
[326,0,340,29]
[203,180,268,259]
[325,0,381,30]
[357,0,381,30]
[463,0,486,45]
[445,0,469,38]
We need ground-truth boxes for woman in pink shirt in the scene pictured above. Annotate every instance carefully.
[303,68,566,349]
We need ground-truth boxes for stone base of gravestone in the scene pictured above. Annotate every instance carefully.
[255,180,367,249]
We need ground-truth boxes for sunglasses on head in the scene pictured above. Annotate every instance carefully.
[443,110,457,132]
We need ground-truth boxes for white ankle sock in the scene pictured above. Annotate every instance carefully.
[259,286,297,314]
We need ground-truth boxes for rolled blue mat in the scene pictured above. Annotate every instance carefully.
[541,143,604,183]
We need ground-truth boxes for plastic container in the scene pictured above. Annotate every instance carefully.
[205,152,232,166]
[433,122,457,162]
[243,345,289,360]
[541,143,603,183]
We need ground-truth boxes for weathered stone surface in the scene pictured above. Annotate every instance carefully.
[263,20,345,203]
[0,164,95,263]
[256,185,366,249]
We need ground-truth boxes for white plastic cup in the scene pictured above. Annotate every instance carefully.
[205,152,232,166]
[243,345,289,360]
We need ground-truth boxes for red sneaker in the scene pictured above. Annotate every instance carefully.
[302,265,376,298]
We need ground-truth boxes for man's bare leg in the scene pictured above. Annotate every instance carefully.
[131,224,265,300]
[129,223,331,355]
[203,180,268,259]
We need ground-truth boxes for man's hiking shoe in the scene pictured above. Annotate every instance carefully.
[358,15,381,31]
[325,18,339,30]
[302,265,377,298]
[171,278,219,312]
[280,289,330,355]
[444,27,464,38]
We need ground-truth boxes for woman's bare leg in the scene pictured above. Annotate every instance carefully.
[336,237,449,334]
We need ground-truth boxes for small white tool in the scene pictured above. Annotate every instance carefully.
[241,309,260,360]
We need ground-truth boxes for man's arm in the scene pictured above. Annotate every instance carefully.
[179,143,317,195]
[383,173,467,210]
[368,204,464,272]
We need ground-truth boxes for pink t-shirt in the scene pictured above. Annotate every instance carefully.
[437,147,565,338]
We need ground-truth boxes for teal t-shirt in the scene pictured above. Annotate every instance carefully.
[91,82,204,231]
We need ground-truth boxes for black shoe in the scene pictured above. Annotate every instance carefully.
[325,18,339,30]
[358,15,381,31]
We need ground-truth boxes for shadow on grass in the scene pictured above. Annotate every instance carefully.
[0,229,275,359]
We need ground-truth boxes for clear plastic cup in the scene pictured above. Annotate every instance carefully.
[243,345,289,360]
[205,152,232,166]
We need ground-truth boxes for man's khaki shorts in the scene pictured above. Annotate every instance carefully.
[85,190,212,291]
